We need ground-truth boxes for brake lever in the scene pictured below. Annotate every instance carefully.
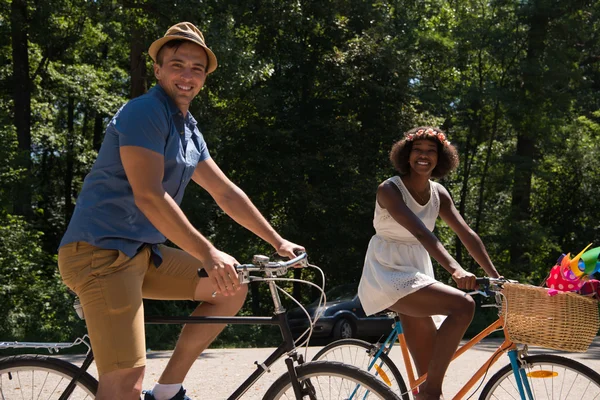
[466,289,489,297]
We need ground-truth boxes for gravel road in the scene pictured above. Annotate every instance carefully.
[57,337,600,399]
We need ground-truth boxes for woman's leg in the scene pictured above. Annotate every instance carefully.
[389,283,475,398]
[398,314,436,377]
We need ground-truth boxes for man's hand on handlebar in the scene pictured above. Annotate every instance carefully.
[275,239,305,263]
[203,248,241,297]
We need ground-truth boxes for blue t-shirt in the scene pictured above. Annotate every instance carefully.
[59,85,211,260]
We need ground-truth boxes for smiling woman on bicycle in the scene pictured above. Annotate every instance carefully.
[358,127,501,400]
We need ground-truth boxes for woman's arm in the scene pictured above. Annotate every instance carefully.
[437,184,500,278]
[378,181,475,288]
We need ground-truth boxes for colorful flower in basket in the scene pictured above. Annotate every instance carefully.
[578,245,600,276]
[546,259,584,293]
[545,244,600,300]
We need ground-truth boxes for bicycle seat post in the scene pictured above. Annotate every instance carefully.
[268,280,286,314]
[252,254,287,315]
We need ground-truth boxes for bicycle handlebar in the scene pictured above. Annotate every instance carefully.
[197,252,309,282]
[471,277,518,300]
[476,277,517,286]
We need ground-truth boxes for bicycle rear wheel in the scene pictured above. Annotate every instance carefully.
[0,354,98,399]
[263,360,400,399]
[312,338,409,399]
[480,354,600,399]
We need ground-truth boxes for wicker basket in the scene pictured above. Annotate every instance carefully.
[501,283,600,352]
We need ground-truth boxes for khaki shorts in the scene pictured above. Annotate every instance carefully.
[58,241,201,375]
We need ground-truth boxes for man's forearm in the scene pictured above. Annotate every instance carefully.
[135,191,215,262]
[214,186,284,250]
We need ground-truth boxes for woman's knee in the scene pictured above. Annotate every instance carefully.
[450,293,475,320]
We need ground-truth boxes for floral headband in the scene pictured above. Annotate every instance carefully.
[405,128,451,147]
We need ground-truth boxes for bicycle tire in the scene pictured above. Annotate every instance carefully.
[312,338,409,399]
[479,354,600,399]
[263,360,401,399]
[0,354,98,399]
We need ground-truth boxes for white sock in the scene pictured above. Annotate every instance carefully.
[152,383,182,400]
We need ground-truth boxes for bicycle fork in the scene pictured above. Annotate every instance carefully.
[507,349,534,400]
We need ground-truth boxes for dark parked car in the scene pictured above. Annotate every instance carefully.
[287,283,395,341]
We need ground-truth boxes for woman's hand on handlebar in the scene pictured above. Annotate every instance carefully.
[452,267,477,290]
[275,239,305,263]
[203,249,241,297]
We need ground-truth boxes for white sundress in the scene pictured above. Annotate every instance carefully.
[358,176,444,324]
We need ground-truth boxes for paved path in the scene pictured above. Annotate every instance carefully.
[60,337,600,399]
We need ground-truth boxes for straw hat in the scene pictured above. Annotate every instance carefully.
[148,22,218,74]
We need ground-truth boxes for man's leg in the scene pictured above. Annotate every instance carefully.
[142,245,248,389]
[96,367,145,400]
[158,282,248,384]
[58,242,151,400]
[389,283,475,399]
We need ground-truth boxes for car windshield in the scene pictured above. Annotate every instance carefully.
[324,284,357,302]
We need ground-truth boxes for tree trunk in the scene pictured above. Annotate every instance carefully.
[11,0,32,216]
[509,3,549,265]
[93,114,104,152]
[475,101,500,234]
[455,131,474,268]
[82,109,90,141]
[130,25,147,99]
[65,96,75,223]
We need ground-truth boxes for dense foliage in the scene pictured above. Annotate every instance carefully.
[1,0,599,347]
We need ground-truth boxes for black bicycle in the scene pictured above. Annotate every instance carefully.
[0,252,400,399]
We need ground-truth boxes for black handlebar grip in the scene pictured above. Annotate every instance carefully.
[197,268,209,278]
[475,277,489,285]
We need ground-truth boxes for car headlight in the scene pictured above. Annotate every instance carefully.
[313,305,332,318]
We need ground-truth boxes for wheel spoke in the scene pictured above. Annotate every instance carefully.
[17,371,24,400]
[312,339,408,398]
[37,370,51,400]
[0,356,97,399]
[264,361,399,399]
[482,355,600,399]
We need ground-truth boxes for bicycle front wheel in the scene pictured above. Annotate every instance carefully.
[312,338,409,399]
[263,360,401,399]
[480,354,600,399]
[0,354,98,399]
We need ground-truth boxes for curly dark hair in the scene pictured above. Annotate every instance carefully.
[389,126,459,178]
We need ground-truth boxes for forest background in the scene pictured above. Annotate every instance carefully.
[1,0,599,350]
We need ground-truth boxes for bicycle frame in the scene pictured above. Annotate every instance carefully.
[146,309,304,400]
[1,311,303,400]
[370,314,534,400]
[1,256,320,400]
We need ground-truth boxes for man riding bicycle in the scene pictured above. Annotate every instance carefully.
[58,21,303,400]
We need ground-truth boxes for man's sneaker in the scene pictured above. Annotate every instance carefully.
[142,386,191,400]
